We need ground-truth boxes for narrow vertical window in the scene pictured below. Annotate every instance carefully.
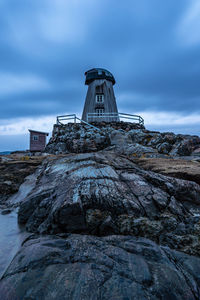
[95,108,104,116]
[96,94,104,103]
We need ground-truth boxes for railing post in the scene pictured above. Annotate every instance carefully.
[56,112,144,126]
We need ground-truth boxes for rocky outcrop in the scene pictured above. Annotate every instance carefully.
[1,234,200,300]
[16,151,200,256]
[45,123,111,154]
[45,123,200,158]
[0,156,44,206]
[1,122,200,299]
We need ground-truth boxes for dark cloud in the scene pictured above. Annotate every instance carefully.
[0,0,200,121]
[0,87,84,119]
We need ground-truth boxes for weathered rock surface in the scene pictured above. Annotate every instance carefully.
[1,234,200,300]
[1,122,200,299]
[16,151,200,256]
[46,123,110,154]
[0,156,44,205]
[45,123,200,158]
[134,157,200,185]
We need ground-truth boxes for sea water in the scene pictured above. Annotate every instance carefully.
[0,209,28,278]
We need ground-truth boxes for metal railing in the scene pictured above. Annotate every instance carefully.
[57,114,77,125]
[87,112,144,125]
[56,114,101,131]
[56,112,144,128]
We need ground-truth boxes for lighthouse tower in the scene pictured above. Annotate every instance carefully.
[82,68,119,122]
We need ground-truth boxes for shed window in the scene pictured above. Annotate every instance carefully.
[95,108,104,116]
[32,135,39,141]
[96,94,104,103]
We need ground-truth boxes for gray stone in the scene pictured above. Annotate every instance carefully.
[121,143,157,156]
[16,151,200,255]
[0,234,200,300]
[45,123,200,157]
[2,122,200,299]
[157,142,172,154]
[110,130,132,145]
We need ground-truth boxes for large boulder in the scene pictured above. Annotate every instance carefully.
[0,234,200,300]
[17,151,200,256]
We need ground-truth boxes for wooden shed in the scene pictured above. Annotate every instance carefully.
[82,68,119,123]
[29,130,49,152]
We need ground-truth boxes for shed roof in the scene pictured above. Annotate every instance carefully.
[29,129,49,136]
[85,68,115,85]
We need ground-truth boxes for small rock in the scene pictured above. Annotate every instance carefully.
[1,209,12,215]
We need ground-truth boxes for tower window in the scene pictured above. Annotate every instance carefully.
[95,108,104,116]
[96,94,104,103]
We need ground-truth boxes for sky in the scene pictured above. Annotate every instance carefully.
[0,0,200,151]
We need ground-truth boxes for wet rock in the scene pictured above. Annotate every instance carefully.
[1,209,12,215]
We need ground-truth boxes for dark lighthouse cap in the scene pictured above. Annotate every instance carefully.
[85,68,116,85]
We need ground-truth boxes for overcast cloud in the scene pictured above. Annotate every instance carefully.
[0,0,200,151]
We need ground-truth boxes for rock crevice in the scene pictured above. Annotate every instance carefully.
[14,151,200,257]
[1,123,200,299]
